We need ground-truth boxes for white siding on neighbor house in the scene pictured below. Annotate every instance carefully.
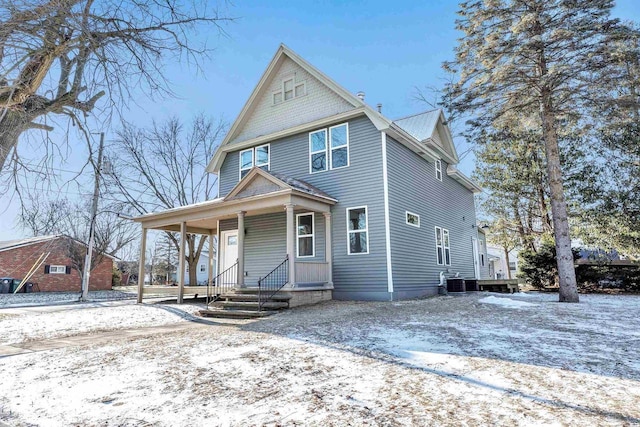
[230,56,356,145]
[386,136,478,298]
[219,116,389,300]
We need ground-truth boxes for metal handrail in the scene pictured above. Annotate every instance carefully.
[207,259,239,306]
[257,256,289,311]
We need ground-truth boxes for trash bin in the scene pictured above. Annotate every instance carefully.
[0,278,10,294]
[25,282,34,293]
[447,278,466,293]
[465,279,478,292]
[10,279,22,293]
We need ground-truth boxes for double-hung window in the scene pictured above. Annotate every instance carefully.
[309,129,328,173]
[239,144,270,179]
[435,226,451,266]
[347,207,368,254]
[435,159,443,181]
[296,213,314,257]
[309,123,349,173]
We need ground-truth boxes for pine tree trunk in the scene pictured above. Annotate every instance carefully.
[540,92,579,303]
[504,248,511,280]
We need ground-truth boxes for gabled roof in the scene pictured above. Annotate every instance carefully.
[0,235,118,259]
[0,235,60,252]
[393,109,459,164]
[224,167,337,203]
[206,44,479,193]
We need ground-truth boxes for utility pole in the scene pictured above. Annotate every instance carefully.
[81,132,104,302]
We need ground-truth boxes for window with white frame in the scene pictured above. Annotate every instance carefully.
[296,213,314,257]
[200,264,206,272]
[49,265,66,274]
[435,159,443,181]
[239,144,270,179]
[406,211,420,227]
[310,129,328,173]
[309,123,349,173]
[347,207,368,254]
[330,123,349,169]
[273,77,306,105]
[435,226,451,266]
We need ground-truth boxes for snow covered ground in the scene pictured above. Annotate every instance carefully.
[0,290,136,307]
[1,292,639,426]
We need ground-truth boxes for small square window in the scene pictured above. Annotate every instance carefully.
[200,264,206,272]
[273,92,283,104]
[406,211,420,227]
[295,83,305,97]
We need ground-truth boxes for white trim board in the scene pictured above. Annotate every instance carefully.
[381,132,394,295]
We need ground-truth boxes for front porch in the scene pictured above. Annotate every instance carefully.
[133,168,337,310]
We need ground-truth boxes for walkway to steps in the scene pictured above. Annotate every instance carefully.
[0,320,213,358]
[199,288,291,319]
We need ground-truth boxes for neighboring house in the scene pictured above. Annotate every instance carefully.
[0,235,114,292]
[133,44,482,303]
[168,250,217,285]
[486,244,519,279]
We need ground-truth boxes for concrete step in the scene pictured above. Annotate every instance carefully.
[218,293,291,302]
[197,309,275,319]
[211,301,289,310]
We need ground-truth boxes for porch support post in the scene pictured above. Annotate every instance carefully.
[177,221,186,304]
[137,226,147,303]
[208,230,215,286]
[323,212,333,286]
[286,203,296,288]
[237,211,245,287]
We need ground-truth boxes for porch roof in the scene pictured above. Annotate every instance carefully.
[133,168,337,233]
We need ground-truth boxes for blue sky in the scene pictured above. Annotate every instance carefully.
[0,0,638,240]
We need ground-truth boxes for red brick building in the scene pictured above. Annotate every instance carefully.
[0,235,114,293]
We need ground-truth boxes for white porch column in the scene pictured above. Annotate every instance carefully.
[177,221,186,304]
[286,203,296,288]
[323,212,333,285]
[237,211,245,287]
[208,230,215,286]
[137,226,147,303]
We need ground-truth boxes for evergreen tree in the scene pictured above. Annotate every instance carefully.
[446,0,622,302]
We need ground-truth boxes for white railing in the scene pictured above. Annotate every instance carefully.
[295,262,330,284]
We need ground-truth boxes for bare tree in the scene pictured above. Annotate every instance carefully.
[0,0,232,169]
[105,114,225,286]
[20,196,137,280]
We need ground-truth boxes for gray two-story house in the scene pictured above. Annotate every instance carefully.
[134,45,482,306]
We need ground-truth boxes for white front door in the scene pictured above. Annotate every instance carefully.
[220,230,238,284]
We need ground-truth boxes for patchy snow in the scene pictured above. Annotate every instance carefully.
[1,292,639,426]
[0,290,136,308]
[479,295,539,308]
[0,301,203,345]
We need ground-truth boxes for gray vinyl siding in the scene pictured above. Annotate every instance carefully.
[218,116,389,300]
[386,136,477,299]
[219,212,326,287]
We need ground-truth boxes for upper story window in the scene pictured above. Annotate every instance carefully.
[273,77,306,105]
[309,123,349,173]
[435,226,451,266]
[239,143,270,179]
[200,264,206,272]
[435,159,443,181]
[347,206,369,255]
[406,211,420,227]
[296,213,315,257]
